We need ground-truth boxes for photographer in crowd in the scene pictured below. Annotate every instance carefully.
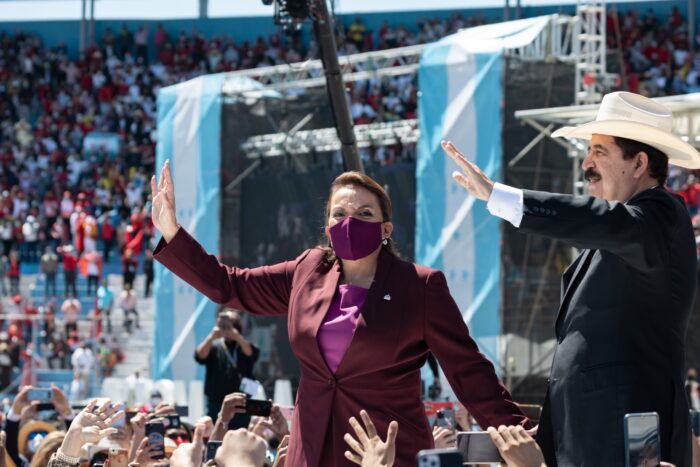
[195,309,259,430]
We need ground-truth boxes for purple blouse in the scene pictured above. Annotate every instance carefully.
[317,284,369,374]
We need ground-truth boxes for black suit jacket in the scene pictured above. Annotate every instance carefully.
[517,187,696,467]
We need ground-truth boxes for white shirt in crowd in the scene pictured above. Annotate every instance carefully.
[71,346,95,376]
[60,197,74,218]
[120,290,138,310]
[86,255,100,276]
[61,298,81,324]
[12,197,28,218]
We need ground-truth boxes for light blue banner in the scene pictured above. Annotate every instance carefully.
[153,74,225,380]
[416,17,553,378]
[416,17,553,376]
[153,74,279,380]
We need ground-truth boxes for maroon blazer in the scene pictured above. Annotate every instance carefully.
[155,229,528,467]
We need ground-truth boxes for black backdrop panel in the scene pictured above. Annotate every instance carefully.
[239,164,416,267]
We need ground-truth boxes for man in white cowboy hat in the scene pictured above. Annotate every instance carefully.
[442,91,699,467]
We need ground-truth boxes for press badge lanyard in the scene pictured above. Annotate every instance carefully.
[219,339,238,369]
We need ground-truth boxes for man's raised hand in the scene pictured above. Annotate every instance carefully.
[441,140,494,201]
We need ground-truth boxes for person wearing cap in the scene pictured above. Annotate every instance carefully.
[442,91,698,467]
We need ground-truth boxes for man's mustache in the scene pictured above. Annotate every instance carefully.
[584,168,601,182]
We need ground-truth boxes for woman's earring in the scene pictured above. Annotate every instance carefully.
[382,238,388,246]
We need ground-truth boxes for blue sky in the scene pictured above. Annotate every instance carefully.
[0,0,654,21]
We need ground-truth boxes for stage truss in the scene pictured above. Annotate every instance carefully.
[513,92,700,195]
[226,14,579,159]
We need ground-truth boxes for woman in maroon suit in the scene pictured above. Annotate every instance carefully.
[151,163,529,467]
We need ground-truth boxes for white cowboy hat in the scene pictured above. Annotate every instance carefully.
[552,91,700,169]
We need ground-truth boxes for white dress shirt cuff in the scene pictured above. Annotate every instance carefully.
[487,182,524,228]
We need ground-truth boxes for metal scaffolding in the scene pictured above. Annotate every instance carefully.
[241,119,419,158]
[224,44,425,91]
[79,0,96,53]
[225,15,577,93]
[230,14,579,158]
[515,93,700,194]
[572,0,616,105]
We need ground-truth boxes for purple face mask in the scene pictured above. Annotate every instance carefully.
[329,216,383,260]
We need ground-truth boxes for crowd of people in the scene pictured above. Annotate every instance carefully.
[606,6,700,221]
[0,5,698,225]
[608,6,700,98]
[0,289,127,399]
[0,382,551,467]
[0,6,698,467]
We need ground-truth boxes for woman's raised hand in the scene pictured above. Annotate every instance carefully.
[151,160,180,242]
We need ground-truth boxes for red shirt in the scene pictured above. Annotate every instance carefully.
[98,85,114,103]
[681,183,700,208]
[8,258,19,277]
[80,74,92,91]
[102,222,114,241]
[61,253,79,271]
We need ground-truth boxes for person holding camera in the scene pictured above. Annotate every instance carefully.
[6,385,76,467]
[195,309,259,430]
[152,167,528,466]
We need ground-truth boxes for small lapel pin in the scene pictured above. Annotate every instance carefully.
[383,294,391,301]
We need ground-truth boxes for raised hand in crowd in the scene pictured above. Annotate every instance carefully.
[153,401,178,417]
[130,436,164,467]
[20,401,39,426]
[67,399,123,445]
[0,431,6,467]
[249,405,289,440]
[169,424,206,467]
[432,425,457,448]
[214,428,266,467]
[272,435,290,467]
[249,417,268,438]
[197,415,215,439]
[454,402,472,430]
[129,411,149,463]
[344,410,398,467]
[50,384,73,420]
[10,386,32,416]
[151,160,180,242]
[52,399,123,461]
[210,325,224,341]
[212,392,247,441]
[487,425,545,467]
[268,405,290,438]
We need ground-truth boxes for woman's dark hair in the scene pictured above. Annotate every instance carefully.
[319,171,399,261]
[613,136,669,186]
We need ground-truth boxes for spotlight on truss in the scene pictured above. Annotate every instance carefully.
[261,0,310,33]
